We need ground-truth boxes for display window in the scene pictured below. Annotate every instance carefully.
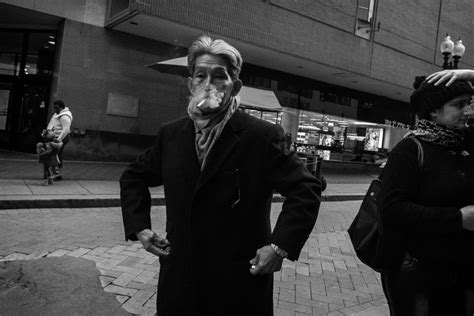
[293,108,390,162]
[240,105,396,163]
[364,128,383,151]
[240,108,281,125]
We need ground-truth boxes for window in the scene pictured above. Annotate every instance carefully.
[355,0,376,40]
[247,74,271,89]
[300,87,313,99]
[0,31,23,76]
[0,30,55,77]
[25,32,56,76]
[277,80,313,99]
[0,89,10,130]
[357,0,373,22]
[110,0,130,17]
[282,95,298,108]
[320,92,351,106]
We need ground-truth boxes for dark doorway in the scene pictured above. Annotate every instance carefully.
[0,28,58,152]
[0,3,62,152]
[13,81,50,153]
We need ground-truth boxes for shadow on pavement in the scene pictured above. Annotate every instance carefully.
[0,257,130,315]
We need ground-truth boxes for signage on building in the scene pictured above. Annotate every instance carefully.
[384,119,412,130]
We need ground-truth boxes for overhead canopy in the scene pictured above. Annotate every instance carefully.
[147,56,189,77]
[147,57,282,112]
[238,86,282,112]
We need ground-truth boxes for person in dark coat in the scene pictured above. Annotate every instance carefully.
[120,35,321,316]
[378,69,474,315]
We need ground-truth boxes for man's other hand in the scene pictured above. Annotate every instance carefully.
[249,245,283,275]
[136,229,171,257]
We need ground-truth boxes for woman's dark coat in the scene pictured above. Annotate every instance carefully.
[120,110,321,316]
[379,137,474,275]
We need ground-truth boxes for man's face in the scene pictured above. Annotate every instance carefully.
[188,54,241,114]
[433,94,473,128]
[53,104,61,114]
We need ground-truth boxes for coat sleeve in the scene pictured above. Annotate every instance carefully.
[378,138,462,235]
[264,124,321,261]
[120,127,164,241]
[57,115,71,141]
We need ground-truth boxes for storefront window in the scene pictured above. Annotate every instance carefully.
[241,108,281,125]
[0,89,10,130]
[240,64,410,162]
[364,128,383,151]
[25,32,55,76]
[0,31,23,76]
[293,108,389,162]
[0,30,55,76]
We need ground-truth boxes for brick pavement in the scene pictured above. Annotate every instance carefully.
[0,202,388,315]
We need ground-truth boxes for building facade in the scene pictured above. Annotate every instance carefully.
[1,0,473,161]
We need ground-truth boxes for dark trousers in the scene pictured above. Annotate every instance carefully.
[382,263,474,316]
[57,135,70,168]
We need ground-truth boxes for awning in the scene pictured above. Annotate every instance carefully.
[147,57,189,77]
[147,57,282,112]
[238,86,282,112]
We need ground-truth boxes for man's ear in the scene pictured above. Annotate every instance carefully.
[187,77,193,94]
[231,79,243,96]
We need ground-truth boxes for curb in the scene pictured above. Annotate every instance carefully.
[0,195,364,209]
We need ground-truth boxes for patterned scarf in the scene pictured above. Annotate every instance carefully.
[187,96,240,169]
[405,119,466,150]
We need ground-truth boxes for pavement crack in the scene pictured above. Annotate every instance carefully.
[16,266,24,283]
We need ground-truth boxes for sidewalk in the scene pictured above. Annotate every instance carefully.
[0,149,374,209]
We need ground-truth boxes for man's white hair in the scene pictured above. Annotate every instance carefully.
[187,35,243,80]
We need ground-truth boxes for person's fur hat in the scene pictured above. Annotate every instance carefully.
[410,76,474,119]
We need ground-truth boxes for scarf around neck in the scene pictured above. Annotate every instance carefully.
[187,96,240,169]
[405,119,466,150]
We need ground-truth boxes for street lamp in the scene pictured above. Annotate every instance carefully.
[440,34,466,69]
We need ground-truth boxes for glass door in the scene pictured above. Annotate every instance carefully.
[0,89,10,131]
[0,29,55,152]
[0,80,15,148]
[14,82,50,152]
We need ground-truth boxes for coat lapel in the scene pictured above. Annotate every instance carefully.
[176,118,201,181]
[196,110,243,190]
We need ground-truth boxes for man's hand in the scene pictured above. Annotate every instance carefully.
[136,229,171,257]
[426,69,474,86]
[249,245,283,275]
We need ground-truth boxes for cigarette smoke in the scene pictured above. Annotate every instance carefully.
[190,85,224,113]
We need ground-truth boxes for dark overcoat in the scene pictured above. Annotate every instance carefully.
[120,110,321,316]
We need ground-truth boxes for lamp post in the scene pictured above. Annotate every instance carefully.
[440,34,466,69]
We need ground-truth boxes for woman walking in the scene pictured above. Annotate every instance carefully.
[378,69,474,315]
